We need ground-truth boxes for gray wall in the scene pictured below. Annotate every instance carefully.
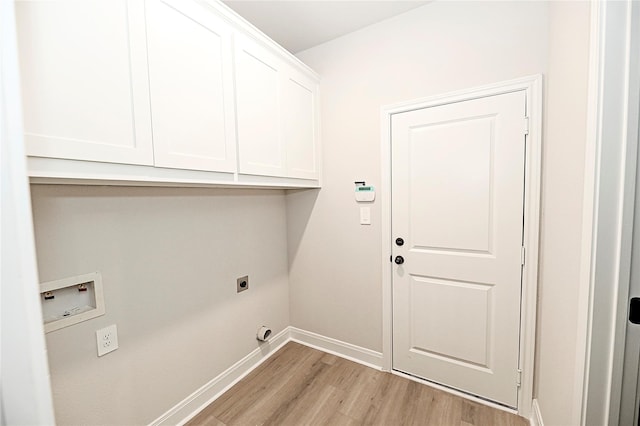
[31,185,290,425]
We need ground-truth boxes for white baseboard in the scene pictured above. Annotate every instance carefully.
[149,327,290,426]
[289,326,383,370]
[149,327,386,425]
[530,399,544,426]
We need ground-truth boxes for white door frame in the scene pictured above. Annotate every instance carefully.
[576,0,640,424]
[380,75,542,417]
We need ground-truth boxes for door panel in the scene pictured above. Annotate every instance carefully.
[15,0,153,165]
[235,35,285,177]
[146,0,236,172]
[410,276,492,368]
[409,116,494,253]
[283,71,318,179]
[392,90,526,407]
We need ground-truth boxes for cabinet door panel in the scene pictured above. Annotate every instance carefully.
[147,0,236,172]
[16,0,153,165]
[235,36,285,177]
[283,72,318,179]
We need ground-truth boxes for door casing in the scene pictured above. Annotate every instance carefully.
[380,75,542,417]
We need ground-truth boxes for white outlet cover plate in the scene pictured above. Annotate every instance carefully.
[96,324,118,357]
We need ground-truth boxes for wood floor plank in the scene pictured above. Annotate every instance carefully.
[462,399,528,426]
[423,387,463,426]
[336,364,383,421]
[216,346,327,425]
[187,342,528,426]
[324,411,361,426]
[256,358,332,425]
[320,352,339,366]
[186,413,226,426]
[206,342,303,416]
[268,383,342,425]
[397,380,440,426]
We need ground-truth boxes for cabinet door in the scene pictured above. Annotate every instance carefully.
[282,70,319,180]
[146,0,236,172]
[235,34,286,177]
[15,0,153,165]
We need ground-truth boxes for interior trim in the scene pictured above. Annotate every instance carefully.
[530,399,545,426]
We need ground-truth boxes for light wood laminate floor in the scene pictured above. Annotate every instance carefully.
[187,342,528,426]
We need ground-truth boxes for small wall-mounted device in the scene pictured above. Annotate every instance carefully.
[96,324,118,357]
[257,325,272,342]
[355,181,375,202]
[237,275,249,293]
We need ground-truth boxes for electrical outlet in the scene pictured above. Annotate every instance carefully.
[96,324,118,357]
[237,275,249,293]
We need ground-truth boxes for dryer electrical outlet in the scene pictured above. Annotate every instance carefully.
[237,275,249,293]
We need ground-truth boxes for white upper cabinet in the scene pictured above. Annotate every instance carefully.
[235,33,286,177]
[235,33,319,180]
[17,0,320,187]
[146,0,236,172]
[283,70,319,180]
[15,0,154,165]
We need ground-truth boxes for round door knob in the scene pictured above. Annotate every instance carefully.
[394,256,405,265]
[395,237,404,246]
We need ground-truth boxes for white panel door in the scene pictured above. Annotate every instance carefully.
[146,0,236,172]
[15,0,153,165]
[235,34,286,177]
[392,91,527,407]
[283,70,318,180]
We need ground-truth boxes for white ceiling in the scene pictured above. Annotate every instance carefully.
[222,1,430,53]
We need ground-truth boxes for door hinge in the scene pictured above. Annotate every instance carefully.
[521,246,526,266]
[516,369,522,387]
[524,117,530,135]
